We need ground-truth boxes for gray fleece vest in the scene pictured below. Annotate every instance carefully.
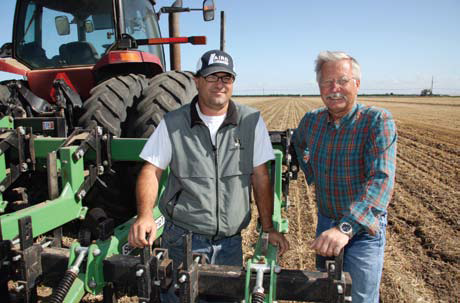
[159,97,260,239]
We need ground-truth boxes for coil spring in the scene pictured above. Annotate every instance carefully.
[252,291,265,303]
[48,270,77,303]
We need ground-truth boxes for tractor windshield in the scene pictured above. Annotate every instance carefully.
[14,0,116,69]
[122,0,164,66]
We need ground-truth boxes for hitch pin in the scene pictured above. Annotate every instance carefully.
[250,263,281,297]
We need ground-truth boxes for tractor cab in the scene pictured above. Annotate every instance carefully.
[13,0,165,69]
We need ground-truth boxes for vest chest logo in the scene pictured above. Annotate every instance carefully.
[234,137,240,147]
[230,136,244,151]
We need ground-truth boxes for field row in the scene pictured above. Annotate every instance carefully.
[237,96,460,303]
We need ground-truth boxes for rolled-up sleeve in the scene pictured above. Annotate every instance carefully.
[342,112,397,236]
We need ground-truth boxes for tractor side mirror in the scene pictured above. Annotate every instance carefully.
[55,16,70,36]
[84,20,94,33]
[202,0,215,21]
[0,43,12,58]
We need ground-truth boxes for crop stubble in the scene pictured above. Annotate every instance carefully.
[236,96,460,303]
[38,96,460,302]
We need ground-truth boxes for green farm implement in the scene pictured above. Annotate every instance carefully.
[0,125,351,302]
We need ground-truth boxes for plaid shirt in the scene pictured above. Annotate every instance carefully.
[293,103,397,236]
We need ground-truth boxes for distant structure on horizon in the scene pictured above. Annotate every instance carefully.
[421,76,434,96]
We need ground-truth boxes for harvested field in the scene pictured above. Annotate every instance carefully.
[237,96,460,303]
[37,96,459,302]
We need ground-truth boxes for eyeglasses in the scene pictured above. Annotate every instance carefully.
[319,77,355,88]
[203,74,235,84]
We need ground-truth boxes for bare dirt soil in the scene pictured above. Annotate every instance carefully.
[236,96,460,303]
[37,96,459,303]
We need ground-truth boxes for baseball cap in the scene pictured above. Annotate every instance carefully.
[196,49,236,77]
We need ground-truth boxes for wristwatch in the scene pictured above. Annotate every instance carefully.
[338,222,353,237]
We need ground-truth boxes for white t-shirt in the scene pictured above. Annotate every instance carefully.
[140,104,274,170]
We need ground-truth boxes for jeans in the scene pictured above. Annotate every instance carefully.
[161,220,243,302]
[315,212,387,303]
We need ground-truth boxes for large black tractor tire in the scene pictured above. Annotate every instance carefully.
[78,74,148,136]
[0,82,27,119]
[0,84,10,101]
[0,84,11,118]
[126,70,197,138]
[78,72,196,222]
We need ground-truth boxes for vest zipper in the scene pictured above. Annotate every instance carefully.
[213,144,219,238]
[204,124,220,238]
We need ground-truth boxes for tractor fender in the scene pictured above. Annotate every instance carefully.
[0,58,29,76]
[93,50,164,83]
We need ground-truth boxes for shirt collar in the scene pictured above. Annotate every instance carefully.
[327,103,360,127]
[190,95,238,128]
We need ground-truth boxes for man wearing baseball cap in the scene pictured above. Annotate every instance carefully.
[129,49,289,300]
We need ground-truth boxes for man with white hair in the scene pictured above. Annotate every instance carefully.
[293,51,397,303]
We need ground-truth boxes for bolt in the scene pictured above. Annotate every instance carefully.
[77,190,86,200]
[155,251,164,260]
[153,280,161,286]
[102,134,108,141]
[97,165,104,175]
[136,269,144,277]
[88,279,97,288]
[102,160,109,166]
[178,275,187,283]
[21,163,28,172]
[97,127,103,136]
[337,284,343,294]
[12,255,21,261]
[174,283,180,290]
[18,127,25,135]
[274,266,282,274]
[41,241,52,248]
[0,185,5,192]
[329,264,336,272]
[26,158,31,163]
[78,207,88,220]
[15,285,24,292]
[75,149,84,160]
[92,248,101,257]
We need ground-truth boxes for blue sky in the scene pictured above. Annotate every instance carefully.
[1,0,459,95]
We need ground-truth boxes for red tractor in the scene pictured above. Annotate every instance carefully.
[0,0,214,221]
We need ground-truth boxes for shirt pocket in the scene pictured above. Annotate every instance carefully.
[220,145,252,178]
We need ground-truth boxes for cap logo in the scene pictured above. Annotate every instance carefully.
[208,53,229,66]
